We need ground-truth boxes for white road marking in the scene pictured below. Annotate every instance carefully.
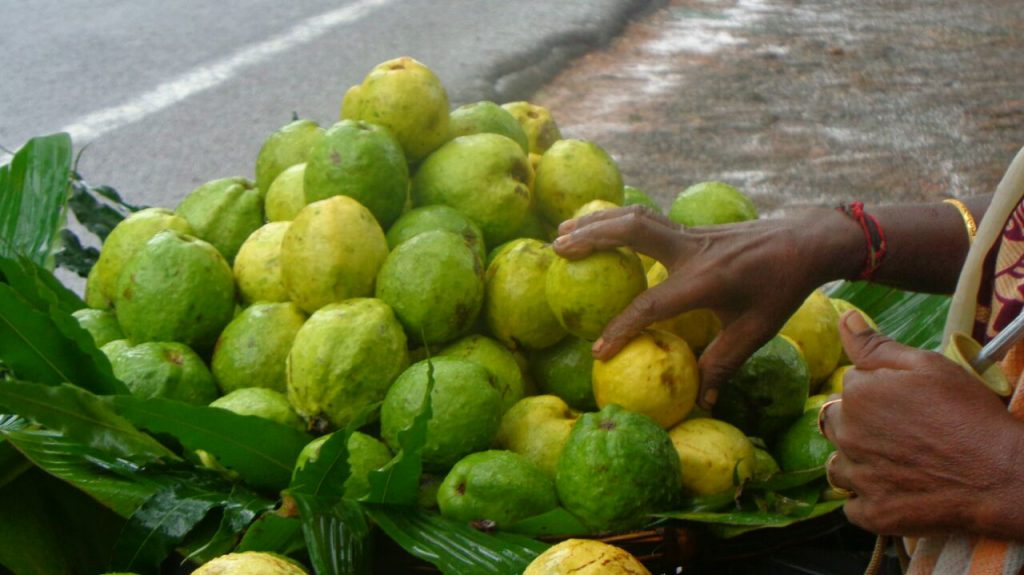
[58,0,395,146]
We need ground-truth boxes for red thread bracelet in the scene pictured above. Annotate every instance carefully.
[836,201,887,281]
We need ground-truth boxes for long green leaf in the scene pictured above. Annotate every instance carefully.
[185,485,275,564]
[113,395,311,492]
[289,403,379,501]
[0,256,83,315]
[829,281,950,350]
[237,512,306,556]
[3,428,162,517]
[294,494,372,575]
[0,466,126,575]
[0,281,125,395]
[366,505,547,575]
[656,499,844,529]
[0,133,72,267]
[503,507,590,538]
[0,380,177,465]
[111,484,219,573]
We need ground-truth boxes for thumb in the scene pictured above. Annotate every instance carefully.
[839,310,912,370]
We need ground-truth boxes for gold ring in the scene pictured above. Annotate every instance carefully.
[817,398,842,437]
[825,452,854,498]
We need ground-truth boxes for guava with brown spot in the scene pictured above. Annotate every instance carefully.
[101,339,218,405]
[545,249,646,341]
[437,450,557,528]
[176,176,263,263]
[485,238,567,350]
[191,551,309,575]
[211,302,306,395]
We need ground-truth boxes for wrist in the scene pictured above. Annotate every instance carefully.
[793,206,868,285]
[968,418,1024,540]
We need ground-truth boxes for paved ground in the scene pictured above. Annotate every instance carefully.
[535,0,1024,215]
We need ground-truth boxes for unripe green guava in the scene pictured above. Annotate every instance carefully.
[101,339,218,405]
[176,176,263,263]
[255,118,326,199]
[211,302,306,395]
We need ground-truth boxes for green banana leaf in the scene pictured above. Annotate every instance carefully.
[0,133,71,267]
[828,280,950,350]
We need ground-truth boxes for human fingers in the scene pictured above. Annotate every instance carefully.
[557,204,677,235]
[592,280,707,360]
[825,451,856,497]
[695,314,776,408]
[553,207,683,263]
[839,310,925,372]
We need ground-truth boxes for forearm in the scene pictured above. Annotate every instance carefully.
[801,195,991,294]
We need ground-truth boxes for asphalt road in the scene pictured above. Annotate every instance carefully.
[1,0,658,208]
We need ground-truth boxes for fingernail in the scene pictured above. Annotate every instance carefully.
[559,219,578,234]
[843,310,870,333]
[592,338,606,355]
[702,388,718,407]
[553,235,569,248]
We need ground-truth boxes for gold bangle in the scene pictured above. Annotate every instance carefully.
[943,198,977,244]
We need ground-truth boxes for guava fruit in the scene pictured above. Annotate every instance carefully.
[71,308,123,348]
[511,210,556,242]
[294,431,393,500]
[437,450,557,527]
[280,196,388,314]
[527,336,596,411]
[779,289,842,387]
[233,221,290,305]
[819,364,851,396]
[495,395,577,477]
[375,230,484,346]
[645,261,721,352]
[534,139,624,225]
[623,184,663,214]
[303,119,409,229]
[668,181,757,227]
[87,207,192,309]
[255,117,326,199]
[211,302,306,395]
[773,408,836,472]
[439,334,526,413]
[448,100,530,154]
[713,335,810,442]
[555,404,681,532]
[501,101,562,154]
[380,357,502,471]
[287,298,408,431]
[668,418,755,496]
[386,205,487,264]
[209,387,304,429]
[572,199,620,219]
[341,56,450,163]
[176,176,263,263]
[523,539,651,575]
[751,446,781,481]
[593,329,699,429]
[265,162,308,222]
[192,551,309,575]
[101,340,218,405]
[412,133,532,246]
[545,249,646,341]
[484,238,567,350]
[113,230,235,352]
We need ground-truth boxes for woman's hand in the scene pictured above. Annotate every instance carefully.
[553,205,863,407]
[821,312,1024,539]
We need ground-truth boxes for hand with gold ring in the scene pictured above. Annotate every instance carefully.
[825,452,854,498]
[819,311,1024,539]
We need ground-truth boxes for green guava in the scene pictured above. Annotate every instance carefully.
[265,162,308,222]
[192,551,309,575]
[88,208,192,309]
[623,184,663,214]
[280,196,388,314]
[712,335,810,443]
[437,450,558,527]
[528,336,596,411]
[448,101,530,154]
[341,56,450,163]
[255,118,326,199]
[211,302,306,395]
[303,119,409,229]
[287,298,408,430]
[484,238,567,350]
[439,334,526,413]
[751,446,781,481]
[176,176,263,263]
[555,404,682,532]
[375,230,484,346]
[412,133,532,246]
[233,221,290,305]
[534,139,623,225]
[546,249,646,341]
[380,357,502,471]
[668,181,757,227]
[511,210,556,242]
[113,230,235,352]
[386,205,487,264]
[773,408,836,472]
[501,101,562,154]
[71,308,124,348]
[293,430,393,500]
[209,387,304,429]
[101,340,218,405]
